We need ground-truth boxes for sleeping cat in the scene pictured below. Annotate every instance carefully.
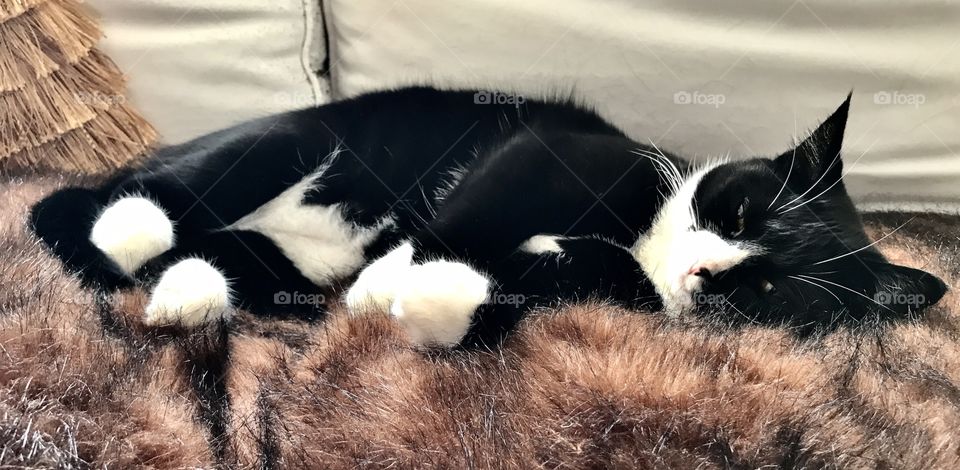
[30,87,946,347]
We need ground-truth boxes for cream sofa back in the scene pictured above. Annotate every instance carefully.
[90,0,329,145]
[324,0,960,212]
[90,0,960,212]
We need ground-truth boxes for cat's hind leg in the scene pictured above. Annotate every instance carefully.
[89,194,175,276]
[34,114,338,288]
[137,228,326,327]
[30,180,136,289]
[143,257,232,327]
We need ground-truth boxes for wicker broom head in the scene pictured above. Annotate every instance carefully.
[0,0,157,174]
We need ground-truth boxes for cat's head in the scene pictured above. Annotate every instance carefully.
[632,95,947,327]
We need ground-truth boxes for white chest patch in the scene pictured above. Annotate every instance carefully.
[227,169,392,286]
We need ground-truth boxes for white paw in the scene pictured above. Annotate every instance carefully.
[144,258,233,327]
[390,260,490,348]
[344,242,414,313]
[90,196,175,275]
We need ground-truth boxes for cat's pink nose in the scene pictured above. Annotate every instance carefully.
[688,265,713,280]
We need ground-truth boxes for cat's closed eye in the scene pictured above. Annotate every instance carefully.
[730,197,748,237]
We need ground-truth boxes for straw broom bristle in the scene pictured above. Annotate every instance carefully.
[0,0,100,93]
[0,49,125,156]
[1,0,158,174]
[0,0,45,22]
[4,102,157,174]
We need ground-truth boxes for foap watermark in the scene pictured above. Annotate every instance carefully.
[693,292,729,306]
[874,291,926,307]
[270,91,317,108]
[873,91,925,108]
[74,91,126,106]
[274,291,326,307]
[484,291,527,307]
[473,90,525,108]
[673,91,725,108]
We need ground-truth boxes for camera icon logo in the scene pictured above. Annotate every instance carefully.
[873,91,891,105]
[673,91,692,105]
[473,91,492,104]
[874,291,892,305]
[274,291,292,305]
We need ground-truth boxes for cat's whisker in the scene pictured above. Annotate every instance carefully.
[796,274,895,313]
[779,141,874,215]
[647,139,685,183]
[632,148,683,195]
[777,145,873,214]
[768,146,795,211]
[722,293,761,325]
[811,217,915,266]
[295,147,307,171]
[686,160,702,230]
[642,156,672,193]
[789,275,841,304]
[646,138,669,160]
[417,181,438,219]
[775,149,843,213]
[641,148,683,189]
[725,286,740,300]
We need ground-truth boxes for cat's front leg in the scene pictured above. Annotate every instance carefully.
[344,234,656,349]
[344,242,416,312]
[345,241,494,348]
[388,260,493,347]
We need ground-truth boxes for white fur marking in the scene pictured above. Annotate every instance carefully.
[520,235,564,254]
[344,242,415,313]
[144,258,233,327]
[227,165,390,286]
[90,196,175,275]
[390,260,490,347]
[631,162,755,315]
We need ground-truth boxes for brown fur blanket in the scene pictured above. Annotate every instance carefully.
[1,175,958,469]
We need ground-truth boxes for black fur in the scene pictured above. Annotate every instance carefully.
[30,87,946,347]
[693,97,947,330]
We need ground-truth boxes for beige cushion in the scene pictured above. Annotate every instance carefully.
[90,0,329,145]
[324,0,960,213]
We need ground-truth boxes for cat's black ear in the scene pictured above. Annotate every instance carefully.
[868,262,947,317]
[774,93,851,190]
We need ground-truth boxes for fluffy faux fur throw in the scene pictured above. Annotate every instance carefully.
[1,176,958,469]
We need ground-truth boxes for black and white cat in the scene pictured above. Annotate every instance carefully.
[30,87,946,347]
